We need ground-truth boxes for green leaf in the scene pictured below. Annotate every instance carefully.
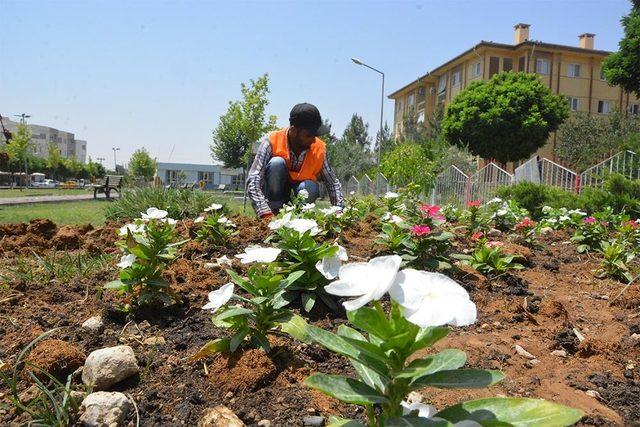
[251,331,271,353]
[214,307,253,322]
[398,349,467,380]
[347,306,393,339]
[104,280,125,290]
[280,314,311,342]
[282,270,306,287]
[410,369,504,389]
[146,278,170,288]
[230,327,250,352]
[409,327,449,353]
[190,338,230,361]
[302,293,316,312]
[327,417,365,427]
[304,373,389,405]
[337,326,388,391]
[385,417,453,427]
[434,397,584,426]
[128,245,150,260]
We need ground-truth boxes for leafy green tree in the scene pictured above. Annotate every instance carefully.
[325,117,374,182]
[442,72,569,164]
[342,113,371,149]
[5,121,33,177]
[64,157,83,179]
[84,158,106,180]
[379,141,436,190]
[602,0,640,97]
[47,143,64,179]
[210,74,278,169]
[374,122,393,156]
[129,147,157,180]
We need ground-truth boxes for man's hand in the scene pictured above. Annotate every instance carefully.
[260,212,274,222]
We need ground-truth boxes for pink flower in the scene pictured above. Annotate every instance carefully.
[486,241,504,249]
[515,218,536,231]
[584,217,596,224]
[419,204,442,218]
[411,225,431,236]
[471,231,484,241]
[467,200,481,208]
[625,220,639,229]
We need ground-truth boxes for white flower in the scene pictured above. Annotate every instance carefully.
[382,212,404,224]
[235,246,282,264]
[325,255,402,311]
[140,207,168,220]
[546,218,558,224]
[315,245,349,280]
[286,218,321,236]
[117,223,145,236]
[320,206,343,216]
[117,253,136,269]
[384,191,399,199]
[298,189,309,199]
[204,203,223,212]
[268,213,293,231]
[402,402,437,418]
[558,215,570,222]
[217,216,236,228]
[389,269,476,328]
[487,197,503,204]
[302,203,316,211]
[349,191,355,195]
[397,203,407,211]
[202,282,234,312]
[215,255,232,266]
[542,206,552,213]
[162,218,177,225]
[194,216,205,223]
[496,208,508,216]
[283,205,295,213]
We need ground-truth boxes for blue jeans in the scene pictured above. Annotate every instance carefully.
[264,157,319,212]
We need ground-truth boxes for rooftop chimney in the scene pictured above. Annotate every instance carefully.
[514,23,530,44]
[579,33,595,49]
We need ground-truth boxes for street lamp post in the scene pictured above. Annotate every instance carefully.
[112,147,120,171]
[351,58,385,165]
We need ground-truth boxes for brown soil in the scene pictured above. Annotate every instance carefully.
[23,339,85,381]
[1,218,639,426]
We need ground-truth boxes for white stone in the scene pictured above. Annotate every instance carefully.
[487,228,502,237]
[551,350,567,358]
[198,406,245,427]
[80,391,131,427]
[257,420,272,427]
[82,316,104,332]
[82,346,139,391]
[303,416,325,427]
[515,344,536,359]
[539,227,553,236]
[631,333,640,341]
[143,336,166,346]
[586,390,602,400]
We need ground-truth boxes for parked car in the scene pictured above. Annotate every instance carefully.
[33,179,58,188]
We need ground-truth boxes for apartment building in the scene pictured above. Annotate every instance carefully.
[0,116,87,164]
[389,24,639,159]
[156,162,243,190]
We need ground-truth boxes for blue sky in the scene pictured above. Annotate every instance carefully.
[0,0,632,167]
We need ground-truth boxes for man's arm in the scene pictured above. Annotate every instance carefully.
[246,137,274,217]
[319,153,345,207]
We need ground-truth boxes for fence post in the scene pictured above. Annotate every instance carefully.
[573,174,581,194]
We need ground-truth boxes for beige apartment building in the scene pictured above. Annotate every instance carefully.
[389,24,639,161]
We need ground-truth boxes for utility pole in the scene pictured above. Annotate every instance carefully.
[112,147,120,171]
[96,157,105,165]
[14,113,31,188]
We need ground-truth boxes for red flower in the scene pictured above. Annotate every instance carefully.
[411,225,431,236]
[625,220,639,229]
[515,217,536,231]
[419,204,442,218]
[467,200,480,208]
[471,231,484,241]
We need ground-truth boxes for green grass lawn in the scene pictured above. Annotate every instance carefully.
[0,188,90,198]
[0,200,107,226]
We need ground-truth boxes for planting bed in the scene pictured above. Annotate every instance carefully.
[1,217,639,426]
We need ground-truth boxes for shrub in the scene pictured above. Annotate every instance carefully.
[579,174,640,217]
[496,182,580,219]
[104,188,220,221]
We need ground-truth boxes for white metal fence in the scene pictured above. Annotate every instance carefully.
[579,150,640,191]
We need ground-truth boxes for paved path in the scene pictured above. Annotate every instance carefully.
[0,193,108,206]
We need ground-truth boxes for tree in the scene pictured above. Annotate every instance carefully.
[555,111,640,171]
[342,114,371,149]
[47,143,63,180]
[379,141,436,190]
[374,122,393,156]
[129,147,157,180]
[602,0,640,97]
[325,116,375,183]
[5,121,33,177]
[210,74,277,169]
[442,72,569,164]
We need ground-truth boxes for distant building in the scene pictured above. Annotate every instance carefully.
[389,24,640,162]
[156,162,243,190]
[0,116,88,164]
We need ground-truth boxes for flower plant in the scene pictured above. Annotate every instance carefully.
[513,217,538,247]
[194,203,237,245]
[454,245,524,277]
[540,206,586,229]
[283,255,582,427]
[595,239,637,283]
[105,207,188,307]
[571,216,609,253]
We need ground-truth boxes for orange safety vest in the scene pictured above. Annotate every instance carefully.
[269,128,326,182]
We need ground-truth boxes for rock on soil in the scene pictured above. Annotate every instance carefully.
[82,316,104,332]
[80,391,131,427]
[82,345,139,390]
[52,225,85,249]
[23,339,85,381]
[303,415,325,426]
[198,406,245,427]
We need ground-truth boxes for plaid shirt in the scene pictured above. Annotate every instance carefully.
[247,131,344,216]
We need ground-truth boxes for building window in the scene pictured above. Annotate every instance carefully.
[437,75,447,103]
[417,110,425,123]
[407,93,415,108]
[451,70,461,87]
[503,58,513,72]
[489,56,499,77]
[198,172,213,183]
[395,100,402,115]
[518,56,526,72]
[628,104,639,115]
[471,62,481,77]
[535,58,550,74]
[568,97,579,111]
[567,63,581,78]
[597,101,610,114]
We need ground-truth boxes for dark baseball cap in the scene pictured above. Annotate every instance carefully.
[289,103,330,136]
